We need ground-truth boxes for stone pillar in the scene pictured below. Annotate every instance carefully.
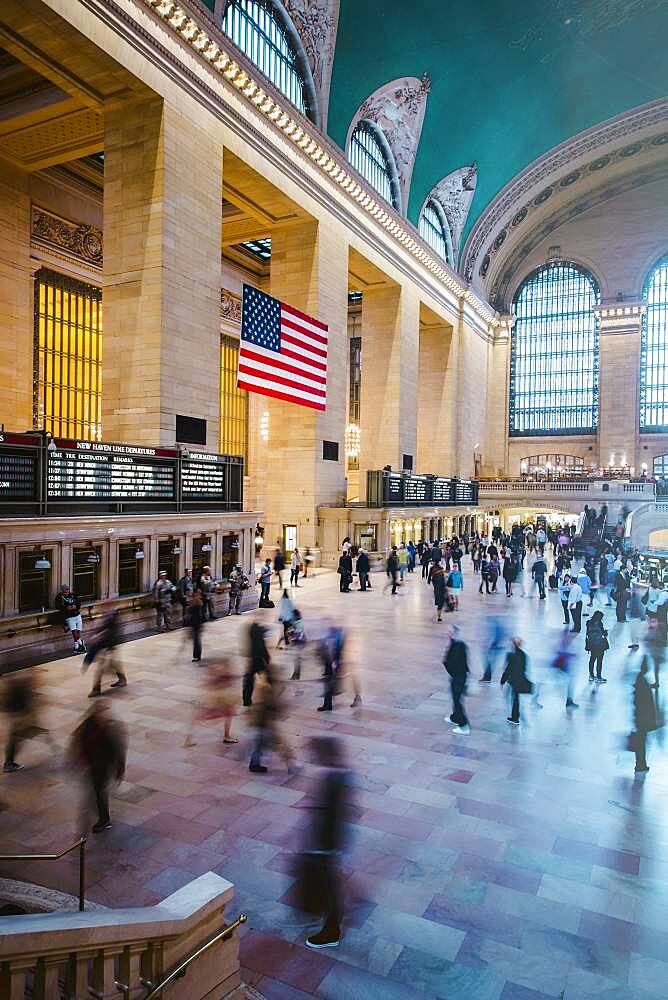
[359,284,420,493]
[259,218,348,549]
[596,303,645,471]
[485,317,512,476]
[417,319,456,475]
[0,161,32,431]
[108,539,119,599]
[103,97,222,448]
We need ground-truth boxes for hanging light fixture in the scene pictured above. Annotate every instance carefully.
[344,423,361,459]
[87,551,100,564]
[172,543,182,555]
[201,539,212,552]
[35,554,51,570]
[135,547,145,559]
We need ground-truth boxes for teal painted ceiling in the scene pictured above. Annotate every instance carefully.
[327,0,668,240]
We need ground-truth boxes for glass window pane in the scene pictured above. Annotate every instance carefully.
[640,257,668,432]
[220,334,248,464]
[348,122,397,210]
[222,0,308,117]
[419,201,450,263]
[509,262,600,436]
[33,269,102,442]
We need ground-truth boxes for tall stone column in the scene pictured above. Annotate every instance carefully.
[258,218,348,550]
[417,318,457,476]
[596,303,645,470]
[359,284,420,494]
[485,317,513,477]
[103,97,222,448]
[0,161,32,431]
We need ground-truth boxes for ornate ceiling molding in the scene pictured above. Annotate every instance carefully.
[220,287,242,324]
[422,163,477,266]
[281,0,339,131]
[31,205,103,270]
[462,99,668,285]
[487,162,668,309]
[347,74,431,217]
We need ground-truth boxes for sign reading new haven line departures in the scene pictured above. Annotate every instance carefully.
[0,434,243,515]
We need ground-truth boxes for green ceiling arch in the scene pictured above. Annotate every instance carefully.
[327,0,668,241]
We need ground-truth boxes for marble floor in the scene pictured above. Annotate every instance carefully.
[1,558,667,1000]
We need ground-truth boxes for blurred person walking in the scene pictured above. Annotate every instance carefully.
[531,552,548,599]
[68,700,127,833]
[296,736,351,950]
[243,622,271,707]
[429,560,447,622]
[83,610,127,696]
[631,656,658,774]
[443,625,470,734]
[2,673,54,773]
[559,575,572,625]
[189,588,205,663]
[318,626,345,712]
[248,670,294,774]
[585,610,609,683]
[501,638,533,725]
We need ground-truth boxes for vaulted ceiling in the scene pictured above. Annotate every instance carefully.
[327,0,668,240]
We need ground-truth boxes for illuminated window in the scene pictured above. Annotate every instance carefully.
[640,256,668,431]
[419,200,451,264]
[510,262,600,436]
[653,454,668,480]
[34,268,102,441]
[222,0,313,119]
[348,121,400,211]
[220,334,248,463]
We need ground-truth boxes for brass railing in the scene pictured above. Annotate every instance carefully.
[0,836,86,911]
[138,913,247,1000]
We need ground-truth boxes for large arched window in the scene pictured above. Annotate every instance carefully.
[348,121,401,211]
[419,200,452,264]
[509,262,600,436]
[222,0,317,122]
[640,256,668,431]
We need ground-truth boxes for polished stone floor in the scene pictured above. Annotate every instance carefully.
[1,556,667,1000]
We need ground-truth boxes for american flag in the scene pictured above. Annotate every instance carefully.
[238,284,328,411]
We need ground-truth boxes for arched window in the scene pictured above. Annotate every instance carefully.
[640,255,668,431]
[419,200,452,264]
[222,0,316,122]
[509,262,600,436]
[348,121,401,211]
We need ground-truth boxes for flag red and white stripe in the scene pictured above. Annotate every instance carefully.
[238,284,328,411]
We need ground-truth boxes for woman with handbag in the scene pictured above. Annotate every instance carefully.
[585,610,609,683]
[632,656,658,773]
[501,637,533,725]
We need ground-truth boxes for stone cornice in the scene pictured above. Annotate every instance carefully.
[220,287,241,324]
[595,301,646,334]
[122,0,499,330]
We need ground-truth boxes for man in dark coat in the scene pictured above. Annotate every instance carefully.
[68,701,127,833]
[443,625,470,734]
[356,549,370,591]
[338,551,353,592]
[633,656,658,773]
[501,638,532,725]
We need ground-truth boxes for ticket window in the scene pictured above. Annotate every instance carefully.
[192,537,213,581]
[118,542,142,596]
[18,550,53,613]
[158,540,180,585]
[354,524,377,551]
[73,546,102,601]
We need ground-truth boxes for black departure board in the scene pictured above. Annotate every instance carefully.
[367,469,479,508]
[0,433,40,503]
[47,439,176,502]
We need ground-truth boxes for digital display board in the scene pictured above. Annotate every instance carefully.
[403,476,429,504]
[431,478,453,504]
[0,433,40,504]
[182,451,227,497]
[385,474,403,503]
[47,439,176,502]
[454,480,476,504]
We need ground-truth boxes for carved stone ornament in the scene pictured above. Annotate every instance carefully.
[282,0,340,130]
[426,163,477,265]
[31,205,103,269]
[221,288,242,324]
[348,73,432,215]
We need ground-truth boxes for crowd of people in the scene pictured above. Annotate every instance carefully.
[1,513,664,953]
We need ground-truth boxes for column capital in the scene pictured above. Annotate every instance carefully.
[594,301,645,335]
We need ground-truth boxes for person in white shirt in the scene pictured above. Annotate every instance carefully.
[567,579,583,633]
[290,548,301,588]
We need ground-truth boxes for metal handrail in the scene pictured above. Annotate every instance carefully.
[0,836,86,911]
[139,913,247,1000]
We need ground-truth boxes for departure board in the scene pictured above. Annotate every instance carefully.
[385,474,403,503]
[368,469,479,508]
[0,433,40,502]
[431,477,453,504]
[47,439,176,501]
[454,480,476,504]
[403,476,429,504]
